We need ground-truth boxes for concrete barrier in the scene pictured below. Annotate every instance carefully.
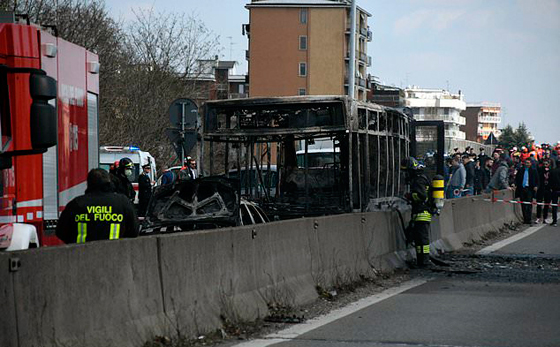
[0,237,165,347]
[0,190,521,346]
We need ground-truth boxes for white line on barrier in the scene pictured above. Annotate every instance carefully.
[231,278,429,347]
[476,224,547,255]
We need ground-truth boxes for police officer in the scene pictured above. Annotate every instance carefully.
[56,169,139,244]
[111,157,136,202]
[138,163,153,217]
[401,157,433,267]
[179,156,197,180]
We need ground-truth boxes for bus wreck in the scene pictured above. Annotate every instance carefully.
[201,96,411,219]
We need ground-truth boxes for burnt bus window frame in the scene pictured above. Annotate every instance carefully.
[205,101,346,132]
[202,98,411,218]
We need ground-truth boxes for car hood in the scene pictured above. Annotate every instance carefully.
[144,176,240,230]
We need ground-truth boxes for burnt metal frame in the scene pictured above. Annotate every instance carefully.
[201,96,411,217]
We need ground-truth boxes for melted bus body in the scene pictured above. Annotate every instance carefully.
[201,96,411,219]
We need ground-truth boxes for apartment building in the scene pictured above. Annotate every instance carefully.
[369,83,404,107]
[245,0,372,101]
[461,103,502,142]
[188,58,249,104]
[403,87,467,141]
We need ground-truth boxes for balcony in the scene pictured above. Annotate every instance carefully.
[478,115,501,124]
[229,93,248,99]
[367,56,372,67]
[367,30,372,42]
[359,52,367,63]
[445,129,466,140]
[414,114,466,125]
[478,128,502,138]
[360,27,368,37]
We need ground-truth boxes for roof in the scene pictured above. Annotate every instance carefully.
[217,61,236,69]
[246,0,373,15]
[247,0,349,7]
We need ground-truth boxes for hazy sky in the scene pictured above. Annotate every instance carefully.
[105,0,560,144]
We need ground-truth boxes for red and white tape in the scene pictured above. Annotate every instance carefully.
[481,198,560,207]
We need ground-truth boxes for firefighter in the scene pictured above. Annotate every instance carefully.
[111,157,136,202]
[401,157,433,267]
[56,169,139,244]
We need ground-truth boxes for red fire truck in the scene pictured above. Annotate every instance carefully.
[0,13,99,249]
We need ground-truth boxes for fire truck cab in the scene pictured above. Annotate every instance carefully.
[0,12,99,250]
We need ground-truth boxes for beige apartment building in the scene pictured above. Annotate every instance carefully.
[245,0,371,100]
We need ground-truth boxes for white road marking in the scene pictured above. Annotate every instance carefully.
[476,224,547,255]
[232,278,428,347]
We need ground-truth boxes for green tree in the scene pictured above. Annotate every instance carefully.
[498,124,516,148]
[513,122,532,147]
[499,122,533,149]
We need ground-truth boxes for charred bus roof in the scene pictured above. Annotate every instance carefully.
[203,95,404,141]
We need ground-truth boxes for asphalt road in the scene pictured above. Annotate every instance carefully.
[235,223,560,347]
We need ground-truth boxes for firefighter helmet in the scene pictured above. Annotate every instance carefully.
[400,157,424,171]
[119,157,134,170]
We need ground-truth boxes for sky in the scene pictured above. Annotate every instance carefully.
[105,0,560,144]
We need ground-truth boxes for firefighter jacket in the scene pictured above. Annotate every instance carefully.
[409,172,432,222]
[56,191,139,244]
[111,172,135,201]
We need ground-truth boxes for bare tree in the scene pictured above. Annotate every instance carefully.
[101,8,220,166]
[6,1,221,168]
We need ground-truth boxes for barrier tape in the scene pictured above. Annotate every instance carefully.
[481,198,560,207]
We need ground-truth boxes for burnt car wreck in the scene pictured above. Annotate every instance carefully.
[199,96,411,220]
[142,177,240,232]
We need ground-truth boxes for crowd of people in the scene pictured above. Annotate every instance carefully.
[443,142,560,226]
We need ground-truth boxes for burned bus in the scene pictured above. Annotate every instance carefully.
[201,96,412,219]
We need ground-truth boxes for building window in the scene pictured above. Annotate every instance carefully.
[299,36,307,50]
[443,107,449,115]
[298,88,306,95]
[300,9,307,24]
[299,62,307,76]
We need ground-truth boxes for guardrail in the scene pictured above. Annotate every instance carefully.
[0,191,520,347]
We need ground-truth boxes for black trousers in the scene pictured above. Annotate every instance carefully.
[536,189,552,220]
[552,191,560,224]
[520,187,535,224]
[413,221,431,266]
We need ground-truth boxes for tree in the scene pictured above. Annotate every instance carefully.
[513,122,532,147]
[498,122,533,149]
[5,1,221,168]
[498,124,516,149]
[101,8,220,165]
